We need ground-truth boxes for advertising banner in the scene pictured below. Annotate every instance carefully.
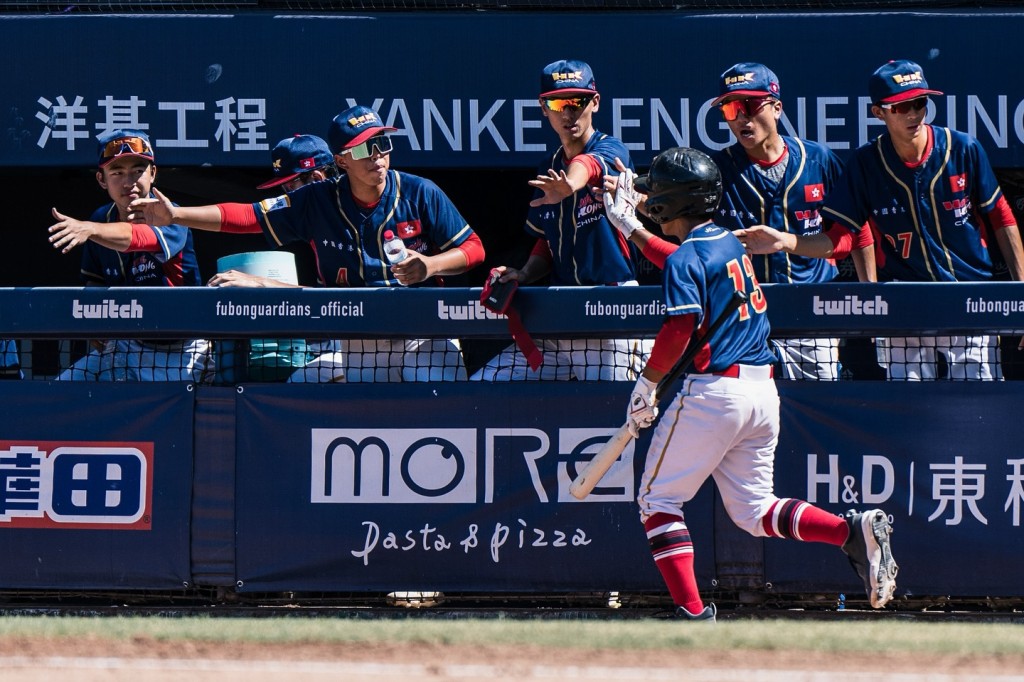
[13,11,1024,169]
[0,382,194,589]
[233,382,718,592]
[768,381,1024,597]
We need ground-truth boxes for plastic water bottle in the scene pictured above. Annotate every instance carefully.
[382,230,408,285]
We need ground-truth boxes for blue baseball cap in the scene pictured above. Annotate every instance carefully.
[869,59,943,104]
[540,59,598,98]
[327,105,397,154]
[712,62,781,106]
[97,128,154,168]
[257,134,334,189]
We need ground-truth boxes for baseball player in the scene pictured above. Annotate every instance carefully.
[47,129,212,382]
[738,59,1024,380]
[472,58,650,381]
[128,106,485,382]
[211,134,346,383]
[604,147,898,620]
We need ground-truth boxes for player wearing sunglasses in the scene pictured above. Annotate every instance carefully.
[47,129,212,382]
[126,106,486,383]
[737,59,1024,381]
[471,59,652,382]
[606,63,875,382]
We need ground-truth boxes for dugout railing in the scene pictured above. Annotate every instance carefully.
[1,282,1023,611]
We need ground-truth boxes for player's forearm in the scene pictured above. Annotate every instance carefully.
[516,254,552,284]
[168,205,229,232]
[86,222,133,252]
[995,225,1024,281]
[851,245,877,282]
[426,248,472,277]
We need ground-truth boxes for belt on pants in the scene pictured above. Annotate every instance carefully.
[710,364,774,380]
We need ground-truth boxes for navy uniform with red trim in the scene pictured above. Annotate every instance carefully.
[713,135,842,285]
[525,130,636,286]
[472,59,650,381]
[255,169,473,289]
[605,147,898,620]
[52,129,211,383]
[822,59,1024,380]
[708,62,871,381]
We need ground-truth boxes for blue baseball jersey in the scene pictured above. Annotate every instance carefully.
[254,170,473,287]
[80,201,201,286]
[525,130,636,285]
[822,125,1005,282]
[713,136,842,284]
[663,223,774,372]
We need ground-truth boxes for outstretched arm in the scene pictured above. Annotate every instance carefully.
[128,187,228,231]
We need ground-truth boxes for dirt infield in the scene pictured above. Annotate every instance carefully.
[2,635,1024,681]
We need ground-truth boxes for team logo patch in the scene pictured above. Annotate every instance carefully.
[396,220,422,238]
[949,174,967,193]
[804,184,824,202]
[259,195,291,213]
[299,157,316,169]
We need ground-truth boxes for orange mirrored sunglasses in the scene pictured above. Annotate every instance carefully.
[101,136,153,160]
[542,96,594,113]
[718,97,775,122]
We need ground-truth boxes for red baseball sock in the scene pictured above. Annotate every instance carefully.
[761,498,848,545]
[644,512,703,614]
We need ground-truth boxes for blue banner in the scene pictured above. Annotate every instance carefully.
[14,11,1024,169]
[0,382,194,589]
[2,283,1022,339]
[770,382,1024,597]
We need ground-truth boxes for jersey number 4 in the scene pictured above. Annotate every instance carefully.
[726,255,768,321]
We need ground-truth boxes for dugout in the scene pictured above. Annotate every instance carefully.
[1,2,1024,610]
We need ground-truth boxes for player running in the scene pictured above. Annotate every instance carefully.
[604,146,898,620]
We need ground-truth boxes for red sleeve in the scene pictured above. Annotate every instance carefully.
[455,232,485,270]
[217,203,261,234]
[530,237,553,264]
[646,313,697,374]
[825,222,855,260]
[988,195,1017,230]
[641,235,677,270]
[125,224,159,252]
[851,222,874,249]
[568,153,602,186]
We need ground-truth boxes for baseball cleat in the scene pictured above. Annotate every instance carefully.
[674,603,717,622]
[842,509,898,608]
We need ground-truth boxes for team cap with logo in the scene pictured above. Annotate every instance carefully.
[327,105,398,154]
[869,59,943,104]
[97,129,154,168]
[540,59,598,97]
[257,135,334,189]
[712,62,781,106]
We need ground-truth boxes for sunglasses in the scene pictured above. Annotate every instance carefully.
[101,136,153,160]
[718,97,775,122]
[879,97,929,115]
[542,96,594,113]
[342,134,394,161]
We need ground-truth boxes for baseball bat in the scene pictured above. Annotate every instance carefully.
[568,291,750,500]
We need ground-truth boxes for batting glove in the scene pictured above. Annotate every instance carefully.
[627,375,659,438]
[604,169,645,238]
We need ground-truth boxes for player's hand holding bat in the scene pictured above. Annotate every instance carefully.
[627,375,658,437]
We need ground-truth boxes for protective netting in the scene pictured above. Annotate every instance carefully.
[9,333,1024,383]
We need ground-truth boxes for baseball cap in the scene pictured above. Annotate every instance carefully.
[869,59,943,104]
[711,62,781,106]
[257,134,334,189]
[539,59,598,98]
[327,105,398,154]
[97,128,154,168]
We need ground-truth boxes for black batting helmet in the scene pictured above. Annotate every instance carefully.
[634,147,722,224]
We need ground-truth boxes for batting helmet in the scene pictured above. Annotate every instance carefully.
[634,147,722,224]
